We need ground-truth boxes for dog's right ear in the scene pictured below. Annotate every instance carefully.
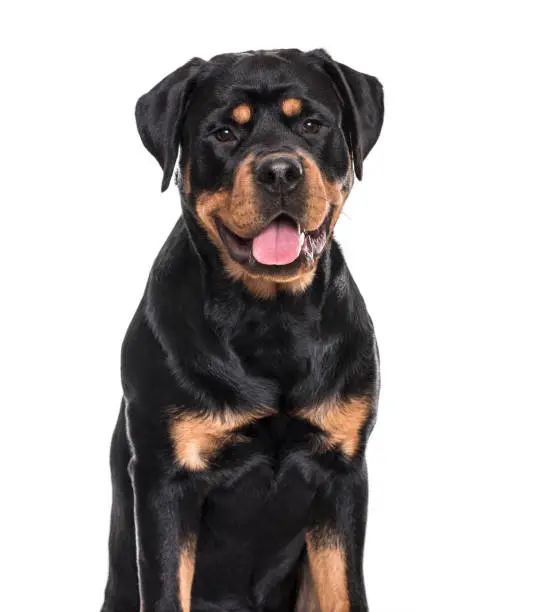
[135,58,206,192]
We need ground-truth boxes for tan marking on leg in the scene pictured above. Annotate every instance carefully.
[295,556,322,612]
[179,536,197,612]
[306,533,349,612]
[297,396,372,458]
[282,97,303,117]
[169,407,274,471]
[232,103,251,124]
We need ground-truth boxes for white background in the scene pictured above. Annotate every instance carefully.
[1,1,542,610]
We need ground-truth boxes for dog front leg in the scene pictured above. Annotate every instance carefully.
[304,461,370,612]
[130,460,202,612]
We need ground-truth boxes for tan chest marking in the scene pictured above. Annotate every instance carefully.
[232,103,252,124]
[306,532,350,612]
[297,396,371,457]
[169,407,274,471]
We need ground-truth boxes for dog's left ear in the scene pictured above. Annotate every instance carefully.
[135,57,206,192]
[309,49,384,180]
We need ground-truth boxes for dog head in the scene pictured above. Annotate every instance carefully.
[136,49,384,297]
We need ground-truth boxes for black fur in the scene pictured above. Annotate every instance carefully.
[101,48,384,612]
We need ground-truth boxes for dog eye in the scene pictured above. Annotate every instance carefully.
[302,119,322,134]
[214,127,237,143]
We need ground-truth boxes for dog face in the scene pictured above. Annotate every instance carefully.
[136,49,384,295]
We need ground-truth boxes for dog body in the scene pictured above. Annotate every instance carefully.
[101,49,384,612]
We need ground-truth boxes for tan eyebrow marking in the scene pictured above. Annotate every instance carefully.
[282,98,303,117]
[232,104,252,124]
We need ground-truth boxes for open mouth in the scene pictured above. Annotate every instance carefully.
[217,211,332,268]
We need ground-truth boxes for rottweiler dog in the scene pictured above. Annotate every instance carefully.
[101,48,384,612]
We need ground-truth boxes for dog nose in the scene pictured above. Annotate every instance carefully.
[255,156,304,194]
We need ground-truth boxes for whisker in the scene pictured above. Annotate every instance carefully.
[304,192,334,203]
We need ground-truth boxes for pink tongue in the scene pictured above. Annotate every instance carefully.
[252,219,302,265]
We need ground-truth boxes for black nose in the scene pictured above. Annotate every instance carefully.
[255,155,304,194]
